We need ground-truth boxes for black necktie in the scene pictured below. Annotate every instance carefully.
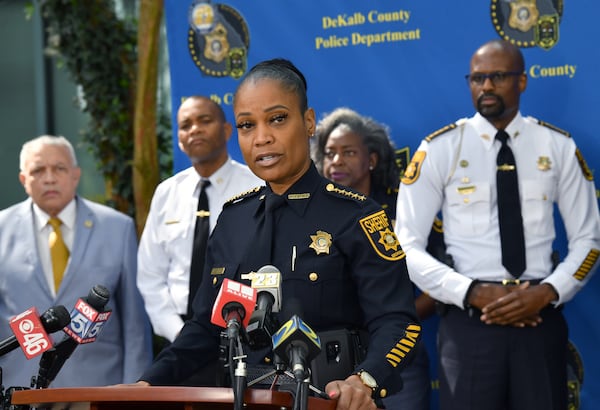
[248,192,286,268]
[496,130,526,277]
[265,193,285,261]
[186,179,211,319]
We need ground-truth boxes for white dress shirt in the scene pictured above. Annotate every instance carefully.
[137,158,263,341]
[395,112,600,308]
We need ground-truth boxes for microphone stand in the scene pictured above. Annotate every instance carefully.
[31,348,58,389]
[1,368,31,410]
[0,367,4,410]
[232,335,247,410]
[299,377,310,410]
[247,369,329,397]
[291,367,310,410]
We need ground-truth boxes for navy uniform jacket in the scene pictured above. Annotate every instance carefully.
[141,163,420,394]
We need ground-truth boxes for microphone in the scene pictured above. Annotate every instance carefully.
[33,285,111,389]
[244,265,282,349]
[272,315,322,381]
[62,286,112,344]
[210,279,257,410]
[210,278,257,339]
[0,305,70,359]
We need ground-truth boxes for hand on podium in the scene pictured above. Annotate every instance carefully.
[325,374,377,410]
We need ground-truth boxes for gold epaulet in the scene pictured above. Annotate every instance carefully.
[537,119,570,137]
[425,123,457,142]
[223,186,263,207]
[325,183,367,201]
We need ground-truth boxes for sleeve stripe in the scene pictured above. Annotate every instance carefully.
[385,324,422,368]
[389,348,407,357]
[399,339,416,348]
[573,249,600,281]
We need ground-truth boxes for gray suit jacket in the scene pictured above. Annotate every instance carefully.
[0,197,152,388]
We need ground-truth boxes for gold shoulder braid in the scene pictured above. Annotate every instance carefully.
[223,186,262,207]
[325,183,367,201]
[402,123,456,185]
[425,123,457,142]
[575,149,594,181]
[537,119,571,137]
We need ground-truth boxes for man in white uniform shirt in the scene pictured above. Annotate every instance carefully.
[137,96,262,380]
[395,40,600,410]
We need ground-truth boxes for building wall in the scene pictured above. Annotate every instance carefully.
[0,0,104,210]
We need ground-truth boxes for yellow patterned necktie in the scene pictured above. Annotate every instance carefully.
[48,217,69,291]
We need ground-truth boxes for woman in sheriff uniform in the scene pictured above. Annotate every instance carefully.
[137,59,421,410]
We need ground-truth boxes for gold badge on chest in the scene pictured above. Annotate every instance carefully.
[537,156,552,171]
[309,230,333,255]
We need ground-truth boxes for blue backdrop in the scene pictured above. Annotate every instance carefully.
[164,1,600,408]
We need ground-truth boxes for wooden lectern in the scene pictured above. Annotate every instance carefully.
[11,386,337,410]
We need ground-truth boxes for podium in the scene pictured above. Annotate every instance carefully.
[11,386,337,410]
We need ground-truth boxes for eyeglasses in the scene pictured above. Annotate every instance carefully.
[465,71,523,86]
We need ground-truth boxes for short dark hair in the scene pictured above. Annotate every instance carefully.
[181,95,227,122]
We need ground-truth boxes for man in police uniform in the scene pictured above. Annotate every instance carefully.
[395,39,600,410]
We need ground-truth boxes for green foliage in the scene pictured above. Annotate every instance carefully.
[37,0,171,215]
[157,111,174,179]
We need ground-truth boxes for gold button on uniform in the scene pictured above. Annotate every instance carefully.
[309,272,318,281]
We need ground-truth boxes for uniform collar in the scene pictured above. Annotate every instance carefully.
[472,111,525,149]
[33,197,77,232]
[260,162,321,217]
[208,157,236,194]
[503,112,525,141]
[192,156,235,196]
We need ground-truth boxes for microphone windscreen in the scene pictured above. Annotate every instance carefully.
[87,285,110,310]
[41,306,71,332]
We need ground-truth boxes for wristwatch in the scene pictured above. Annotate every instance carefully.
[354,369,378,394]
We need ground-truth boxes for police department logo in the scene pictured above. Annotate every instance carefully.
[491,0,563,50]
[401,151,426,186]
[187,1,250,79]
